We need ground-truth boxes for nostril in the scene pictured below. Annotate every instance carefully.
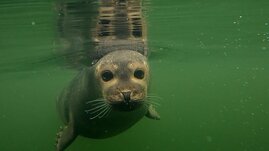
[121,91,131,102]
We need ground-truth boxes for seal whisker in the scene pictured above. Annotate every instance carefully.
[87,104,107,113]
[90,104,108,114]
[146,95,162,101]
[90,105,109,120]
[146,95,162,106]
[105,106,112,118]
[86,98,106,104]
[85,103,107,113]
[99,105,111,119]
[147,101,161,106]
[147,94,162,99]
[91,101,106,106]
[145,100,161,106]
[145,100,161,107]
[91,98,106,102]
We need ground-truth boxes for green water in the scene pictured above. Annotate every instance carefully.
[0,0,269,151]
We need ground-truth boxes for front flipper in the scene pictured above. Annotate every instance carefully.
[145,105,160,120]
[56,121,77,151]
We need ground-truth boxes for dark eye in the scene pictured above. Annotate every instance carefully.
[101,70,113,82]
[134,69,144,79]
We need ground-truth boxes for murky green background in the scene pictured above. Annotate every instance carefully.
[0,0,269,151]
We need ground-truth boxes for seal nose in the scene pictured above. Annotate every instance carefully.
[121,91,131,102]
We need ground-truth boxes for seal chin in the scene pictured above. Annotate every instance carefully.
[111,100,144,111]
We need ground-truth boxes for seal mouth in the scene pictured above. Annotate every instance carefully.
[111,100,144,111]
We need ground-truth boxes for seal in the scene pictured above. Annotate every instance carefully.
[55,0,160,151]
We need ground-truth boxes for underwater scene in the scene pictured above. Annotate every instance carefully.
[0,0,269,151]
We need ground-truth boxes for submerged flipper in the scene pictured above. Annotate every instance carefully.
[56,114,77,151]
[145,105,160,120]
[56,125,77,151]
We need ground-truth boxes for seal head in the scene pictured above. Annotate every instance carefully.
[94,50,149,111]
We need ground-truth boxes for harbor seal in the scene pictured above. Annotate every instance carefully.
[55,0,160,151]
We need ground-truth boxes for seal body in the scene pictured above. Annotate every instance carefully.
[56,0,160,151]
[58,50,150,138]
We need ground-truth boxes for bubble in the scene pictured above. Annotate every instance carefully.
[206,136,212,142]
[1,115,6,119]
[242,81,249,87]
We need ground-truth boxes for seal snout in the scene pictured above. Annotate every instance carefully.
[121,91,131,102]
